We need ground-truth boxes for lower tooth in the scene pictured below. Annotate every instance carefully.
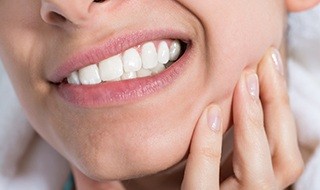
[112,77,121,81]
[137,69,152,77]
[151,64,165,75]
[164,61,174,69]
[121,72,137,80]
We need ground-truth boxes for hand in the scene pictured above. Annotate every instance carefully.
[181,48,304,190]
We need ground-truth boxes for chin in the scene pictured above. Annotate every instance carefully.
[73,140,189,182]
[65,117,195,182]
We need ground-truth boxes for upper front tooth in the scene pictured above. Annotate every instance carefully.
[99,54,124,81]
[158,41,170,64]
[78,65,102,85]
[169,40,181,61]
[67,71,81,85]
[68,41,179,85]
[123,48,142,72]
[141,42,158,69]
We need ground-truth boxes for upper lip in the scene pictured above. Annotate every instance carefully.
[48,29,191,84]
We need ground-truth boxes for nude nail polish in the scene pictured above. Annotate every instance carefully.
[271,49,284,76]
[207,106,221,132]
[246,73,259,99]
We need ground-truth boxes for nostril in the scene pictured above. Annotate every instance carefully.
[48,12,67,23]
[93,0,105,3]
[41,1,107,27]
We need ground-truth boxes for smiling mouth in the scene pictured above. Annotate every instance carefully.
[52,30,192,107]
[63,39,187,85]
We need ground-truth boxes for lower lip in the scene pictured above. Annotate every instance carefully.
[55,46,192,108]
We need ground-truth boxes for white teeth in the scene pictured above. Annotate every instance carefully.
[67,71,81,85]
[112,77,121,81]
[169,40,181,61]
[66,40,184,85]
[158,41,170,64]
[121,72,137,80]
[123,48,142,72]
[99,54,124,81]
[142,42,158,69]
[151,64,165,75]
[78,65,102,85]
[137,68,152,78]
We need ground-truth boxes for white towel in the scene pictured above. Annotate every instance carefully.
[0,63,69,189]
[0,5,319,189]
[288,5,320,190]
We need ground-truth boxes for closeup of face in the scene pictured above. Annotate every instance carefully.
[0,0,286,181]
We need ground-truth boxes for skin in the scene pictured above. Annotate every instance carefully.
[0,0,318,189]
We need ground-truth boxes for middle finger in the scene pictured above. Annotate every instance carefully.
[221,72,275,189]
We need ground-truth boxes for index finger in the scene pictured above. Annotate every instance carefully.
[182,105,223,190]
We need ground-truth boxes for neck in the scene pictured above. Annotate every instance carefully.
[122,161,186,190]
[71,166,125,190]
[71,161,186,190]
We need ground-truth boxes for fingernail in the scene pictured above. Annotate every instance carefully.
[246,73,259,99]
[271,49,284,76]
[207,106,222,132]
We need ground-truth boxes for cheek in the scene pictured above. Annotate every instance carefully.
[183,0,285,129]
[183,0,285,70]
[204,0,284,93]
[0,1,57,137]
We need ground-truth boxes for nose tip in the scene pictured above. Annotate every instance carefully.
[40,0,106,27]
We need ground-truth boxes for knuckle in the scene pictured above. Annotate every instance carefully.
[242,178,278,190]
[258,183,277,190]
[279,156,305,187]
[259,178,279,190]
[247,109,264,127]
[198,147,221,161]
[286,159,304,184]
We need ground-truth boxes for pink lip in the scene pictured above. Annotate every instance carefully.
[51,29,193,108]
[56,45,192,107]
[49,29,190,83]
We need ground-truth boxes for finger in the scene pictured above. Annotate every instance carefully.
[220,128,235,183]
[258,48,304,188]
[182,105,223,190]
[221,72,275,190]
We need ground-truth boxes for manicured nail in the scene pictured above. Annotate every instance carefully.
[246,73,259,99]
[207,106,222,132]
[271,49,284,76]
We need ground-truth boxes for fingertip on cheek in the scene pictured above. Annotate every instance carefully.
[270,48,284,76]
[259,47,284,77]
[245,73,260,100]
[207,105,222,133]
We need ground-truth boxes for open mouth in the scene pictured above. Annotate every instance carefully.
[64,39,187,85]
[52,30,192,107]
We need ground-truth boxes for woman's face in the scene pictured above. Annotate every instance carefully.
[0,0,285,181]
